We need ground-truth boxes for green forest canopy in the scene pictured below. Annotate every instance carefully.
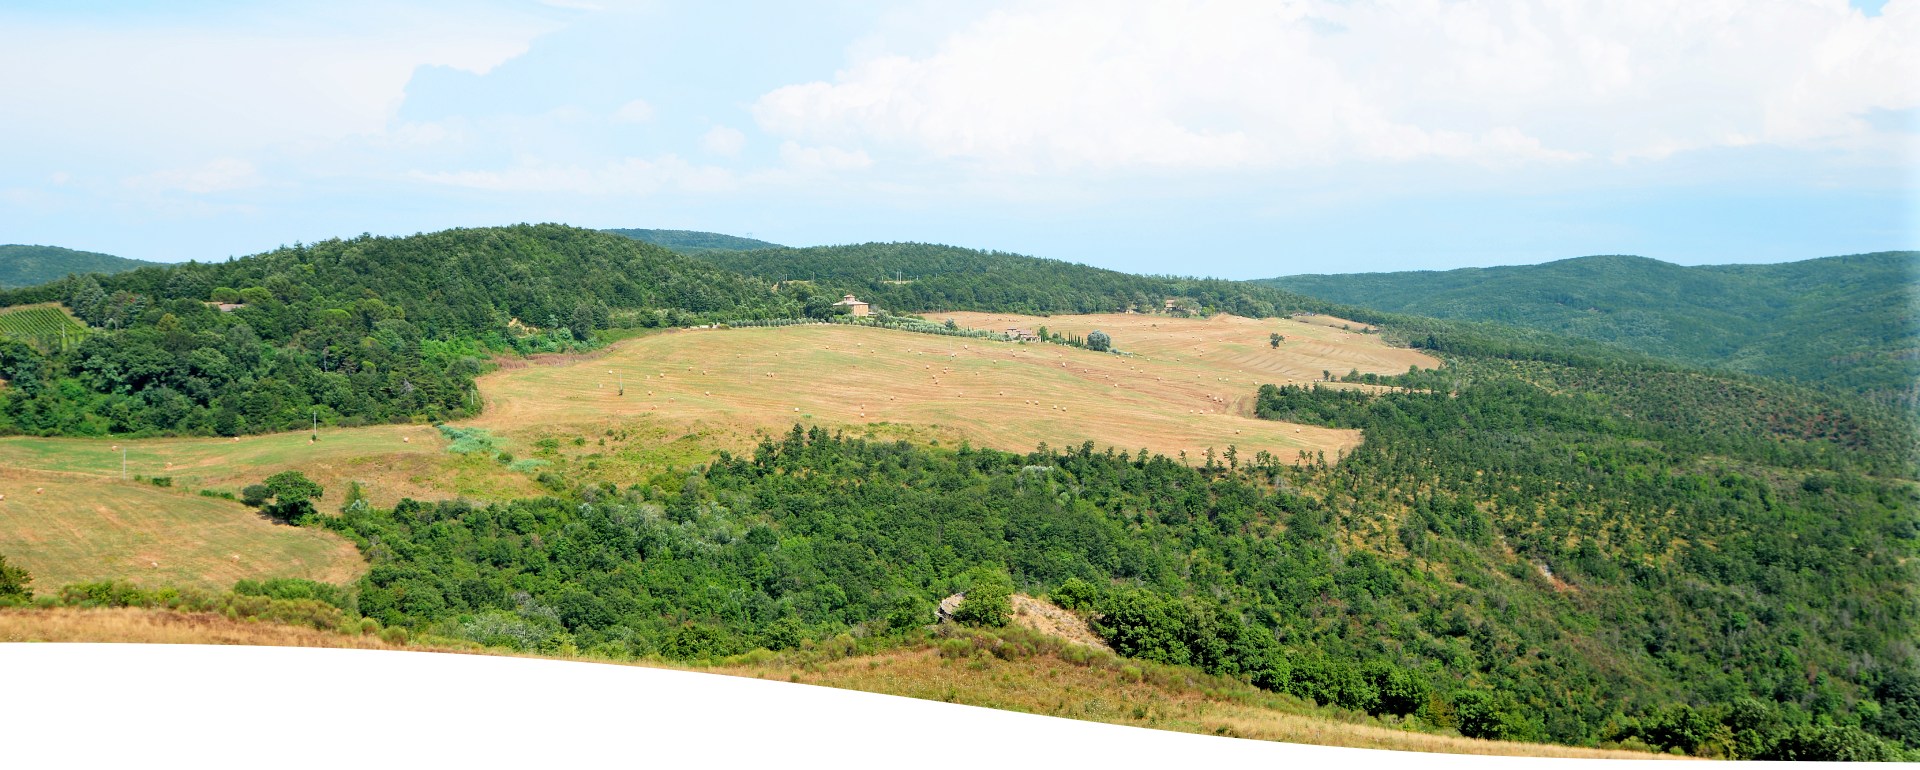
[695,241,1337,318]
[604,228,785,255]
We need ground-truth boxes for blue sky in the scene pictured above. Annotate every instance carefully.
[0,0,1913,278]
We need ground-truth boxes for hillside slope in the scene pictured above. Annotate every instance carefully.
[1261,252,1920,406]
[696,241,1335,318]
[0,224,801,436]
[0,244,159,289]
[604,228,784,254]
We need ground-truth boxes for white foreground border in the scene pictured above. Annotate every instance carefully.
[3,643,1710,768]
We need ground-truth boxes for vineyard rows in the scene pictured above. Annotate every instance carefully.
[0,304,89,350]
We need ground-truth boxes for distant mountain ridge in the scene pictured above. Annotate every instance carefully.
[692,241,1334,318]
[604,228,784,255]
[0,244,159,289]
[1260,252,1920,406]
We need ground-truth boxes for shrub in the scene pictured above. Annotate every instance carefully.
[1454,690,1535,742]
[953,567,1014,627]
[0,555,31,600]
[1758,724,1908,762]
[1051,577,1103,612]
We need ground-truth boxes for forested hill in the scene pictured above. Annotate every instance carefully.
[604,228,784,255]
[0,224,801,436]
[0,244,159,289]
[696,241,1335,318]
[1260,252,1920,407]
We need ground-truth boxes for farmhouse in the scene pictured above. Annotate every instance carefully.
[1006,328,1039,342]
[833,294,872,317]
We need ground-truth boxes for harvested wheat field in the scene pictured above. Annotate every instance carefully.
[0,468,363,594]
[940,312,1429,386]
[0,423,542,510]
[0,606,1670,760]
[472,314,1424,463]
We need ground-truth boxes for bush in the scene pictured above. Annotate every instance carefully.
[953,567,1013,627]
[0,555,30,600]
[1758,724,1909,762]
[1454,690,1535,742]
[1051,577,1104,612]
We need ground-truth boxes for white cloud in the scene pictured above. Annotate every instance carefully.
[0,4,556,160]
[701,125,747,157]
[754,0,1920,173]
[613,99,656,123]
[124,158,263,194]
[408,155,735,195]
[778,142,873,171]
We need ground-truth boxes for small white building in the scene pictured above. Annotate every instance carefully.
[834,294,872,316]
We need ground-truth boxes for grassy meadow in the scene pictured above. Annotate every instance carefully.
[0,468,362,592]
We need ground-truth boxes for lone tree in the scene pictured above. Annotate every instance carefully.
[1269,332,1282,348]
[1087,329,1112,352]
[254,470,325,523]
[0,554,31,600]
[953,567,1014,627]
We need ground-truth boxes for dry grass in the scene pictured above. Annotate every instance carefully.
[472,313,1429,464]
[0,606,412,648]
[717,646,1671,759]
[0,424,542,510]
[0,606,1671,760]
[940,311,1427,385]
[0,468,363,594]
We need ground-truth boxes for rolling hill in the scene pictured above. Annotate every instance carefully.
[0,244,159,289]
[0,224,804,437]
[1260,252,1920,406]
[604,228,784,254]
[0,224,1913,760]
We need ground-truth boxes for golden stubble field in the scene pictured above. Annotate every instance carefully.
[471,312,1435,464]
[0,467,362,592]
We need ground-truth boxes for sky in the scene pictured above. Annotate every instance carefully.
[0,0,1914,279]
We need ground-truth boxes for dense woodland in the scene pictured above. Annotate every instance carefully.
[1264,252,1920,409]
[0,225,800,436]
[604,228,785,255]
[2,226,1915,759]
[694,241,1335,318]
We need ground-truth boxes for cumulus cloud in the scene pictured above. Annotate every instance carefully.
[613,99,656,123]
[778,142,873,171]
[754,0,1919,173]
[701,125,748,157]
